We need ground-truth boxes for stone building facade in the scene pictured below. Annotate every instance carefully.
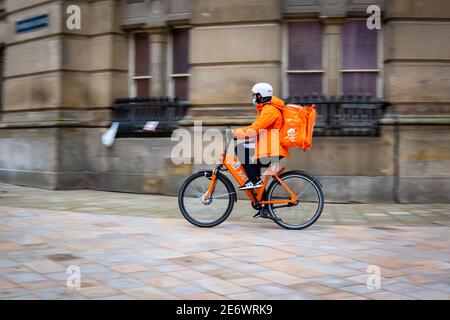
[0,0,449,203]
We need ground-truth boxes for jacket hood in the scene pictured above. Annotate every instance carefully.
[256,96,285,112]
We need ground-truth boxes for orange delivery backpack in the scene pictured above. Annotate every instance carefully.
[279,103,317,152]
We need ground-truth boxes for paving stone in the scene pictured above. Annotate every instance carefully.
[104,278,146,290]
[0,288,29,299]
[185,292,226,300]
[0,278,17,290]
[142,276,187,288]
[404,289,450,300]
[22,260,66,274]
[5,273,46,283]
[194,277,249,295]
[123,286,180,300]
[8,295,39,300]
[167,284,208,296]
[289,283,339,296]
[97,295,132,300]
[110,264,150,274]
[249,284,299,296]
[78,285,120,299]
[341,284,380,295]
[30,287,81,300]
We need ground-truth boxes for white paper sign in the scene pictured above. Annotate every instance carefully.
[143,121,159,131]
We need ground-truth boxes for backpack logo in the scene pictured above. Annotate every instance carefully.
[287,128,296,140]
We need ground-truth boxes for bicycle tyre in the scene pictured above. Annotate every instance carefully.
[178,171,236,227]
[266,171,324,230]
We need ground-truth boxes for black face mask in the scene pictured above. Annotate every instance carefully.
[253,93,272,104]
[261,96,272,103]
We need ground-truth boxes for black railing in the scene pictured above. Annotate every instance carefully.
[285,95,390,136]
[111,97,189,135]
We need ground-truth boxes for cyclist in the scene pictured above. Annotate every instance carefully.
[232,83,290,190]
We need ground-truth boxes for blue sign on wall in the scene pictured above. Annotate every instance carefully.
[16,14,49,34]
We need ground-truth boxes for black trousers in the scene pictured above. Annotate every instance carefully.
[235,143,283,183]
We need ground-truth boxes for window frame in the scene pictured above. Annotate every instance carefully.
[128,31,152,98]
[283,19,325,98]
[167,25,191,101]
[339,18,383,98]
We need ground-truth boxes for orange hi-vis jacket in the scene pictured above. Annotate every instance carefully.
[232,96,290,159]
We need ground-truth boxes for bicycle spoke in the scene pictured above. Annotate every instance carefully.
[211,192,233,199]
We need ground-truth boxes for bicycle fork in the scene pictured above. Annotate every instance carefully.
[202,167,219,202]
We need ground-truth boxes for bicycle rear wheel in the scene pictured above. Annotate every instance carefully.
[266,171,324,230]
[178,171,235,227]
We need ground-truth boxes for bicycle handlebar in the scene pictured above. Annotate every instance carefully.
[225,128,234,141]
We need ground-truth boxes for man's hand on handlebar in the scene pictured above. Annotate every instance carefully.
[231,128,246,139]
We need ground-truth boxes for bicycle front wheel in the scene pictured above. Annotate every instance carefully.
[178,171,235,227]
[266,171,324,230]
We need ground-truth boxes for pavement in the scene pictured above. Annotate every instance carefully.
[0,183,449,300]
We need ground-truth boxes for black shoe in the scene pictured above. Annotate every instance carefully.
[238,180,263,190]
[253,209,270,219]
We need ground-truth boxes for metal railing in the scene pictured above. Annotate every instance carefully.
[111,97,189,135]
[285,95,390,136]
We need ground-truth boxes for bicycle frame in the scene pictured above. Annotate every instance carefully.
[202,131,298,208]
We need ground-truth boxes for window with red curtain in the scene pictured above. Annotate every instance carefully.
[287,21,323,97]
[342,20,378,97]
[171,28,189,101]
[133,32,150,97]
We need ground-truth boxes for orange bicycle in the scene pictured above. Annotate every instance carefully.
[178,129,324,229]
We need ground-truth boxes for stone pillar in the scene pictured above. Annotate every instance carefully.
[322,18,343,97]
[149,30,168,97]
[384,0,450,203]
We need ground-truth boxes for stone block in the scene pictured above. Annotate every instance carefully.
[398,125,450,177]
[4,37,61,78]
[385,22,450,61]
[189,64,281,105]
[319,176,395,203]
[190,24,281,64]
[0,128,57,172]
[88,0,122,35]
[3,72,62,111]
[62,34,127,71]
[5,0,50,13]
[192,0,281,24]
[385,63,450,103]
[385,0,450,19]
[60,71,127,108]
[398,177,450,203]
[168,0,191,15]
[62,36,90,71]
[61,72,90,108]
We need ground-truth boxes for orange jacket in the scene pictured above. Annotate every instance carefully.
[233,96,290,159]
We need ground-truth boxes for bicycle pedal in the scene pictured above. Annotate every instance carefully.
[253,211,270,219]
[253,212,261,219]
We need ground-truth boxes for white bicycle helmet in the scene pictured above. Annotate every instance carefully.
[252,83,273,98]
